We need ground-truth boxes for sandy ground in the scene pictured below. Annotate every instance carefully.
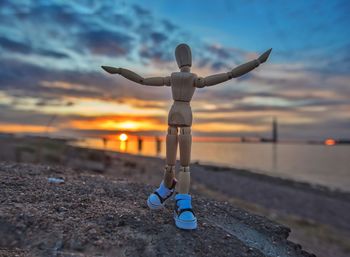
[0,162,314,257]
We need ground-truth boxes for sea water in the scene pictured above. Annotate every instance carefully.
[77,139,350,192]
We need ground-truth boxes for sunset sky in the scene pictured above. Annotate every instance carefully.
[0,0,349,140]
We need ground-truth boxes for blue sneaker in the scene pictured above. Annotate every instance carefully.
[174,194,197,230]
[147,179,177,210]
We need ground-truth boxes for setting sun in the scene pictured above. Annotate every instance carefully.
[324,138,336,146]
[119,133,128,142]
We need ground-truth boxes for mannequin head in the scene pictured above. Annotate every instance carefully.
[175,43,192,72]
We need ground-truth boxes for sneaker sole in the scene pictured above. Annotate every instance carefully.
[174,211,197,230]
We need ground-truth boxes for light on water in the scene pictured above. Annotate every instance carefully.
[76,138,350,192]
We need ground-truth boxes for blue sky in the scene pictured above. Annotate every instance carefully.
[0,0,349,140]
[133,0,349,61]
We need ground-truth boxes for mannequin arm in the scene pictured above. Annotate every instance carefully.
[195,48,272,88]
[101,66,170,86]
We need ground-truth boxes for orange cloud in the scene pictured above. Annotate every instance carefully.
[0,123,55,133]
[193,122,268,133]
[69,115,167,132]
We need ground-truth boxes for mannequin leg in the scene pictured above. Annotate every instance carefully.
[147,126,178,210]
[178,127,192,194]
[164,126,178,188]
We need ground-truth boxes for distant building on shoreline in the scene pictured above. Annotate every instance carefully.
[272,117,278,143]
[259,117,278,143]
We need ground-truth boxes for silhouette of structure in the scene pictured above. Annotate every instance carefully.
[137,136,143,153]
[156,137,161,155]
[272,117,278,143]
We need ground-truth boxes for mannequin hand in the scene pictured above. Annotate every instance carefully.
[257,48,272,64]
[101,66,120,74]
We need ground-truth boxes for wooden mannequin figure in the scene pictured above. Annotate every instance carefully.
[102,43,271,230]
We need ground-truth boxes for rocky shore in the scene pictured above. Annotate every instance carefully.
[0,162,315,257]
[112,153,350,257]
[0,135,349,256]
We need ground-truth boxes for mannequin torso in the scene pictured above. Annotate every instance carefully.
[168,72,197,127]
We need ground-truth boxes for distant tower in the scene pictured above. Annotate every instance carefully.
[272,117,278,143]
[137,136,143,152]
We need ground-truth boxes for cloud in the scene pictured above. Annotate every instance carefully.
[0,36,31,54]
[0,36,69,58]
[0,1,253,72]
[139,45,173,63]
[0,57,173,105]
[132,4,151,17]
[0,105,71,126]
[0,0,349,139]
[37,49,69,59]
[79,29,134,56]
[162,19,178,32]
[150,32,168,44]
[211,61,230,71]
[206,44,232,59]
[201,43,248,71]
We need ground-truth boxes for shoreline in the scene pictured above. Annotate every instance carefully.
[102,150,350,230]
[73,135,350,193]
[1,136,349,256]
[111,151,350,257]
[196,161,350,200]
[112,150,350,199]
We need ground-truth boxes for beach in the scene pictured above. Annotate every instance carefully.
[105,152,350,257]
[0,135,349,256]
[1,162,314,257]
